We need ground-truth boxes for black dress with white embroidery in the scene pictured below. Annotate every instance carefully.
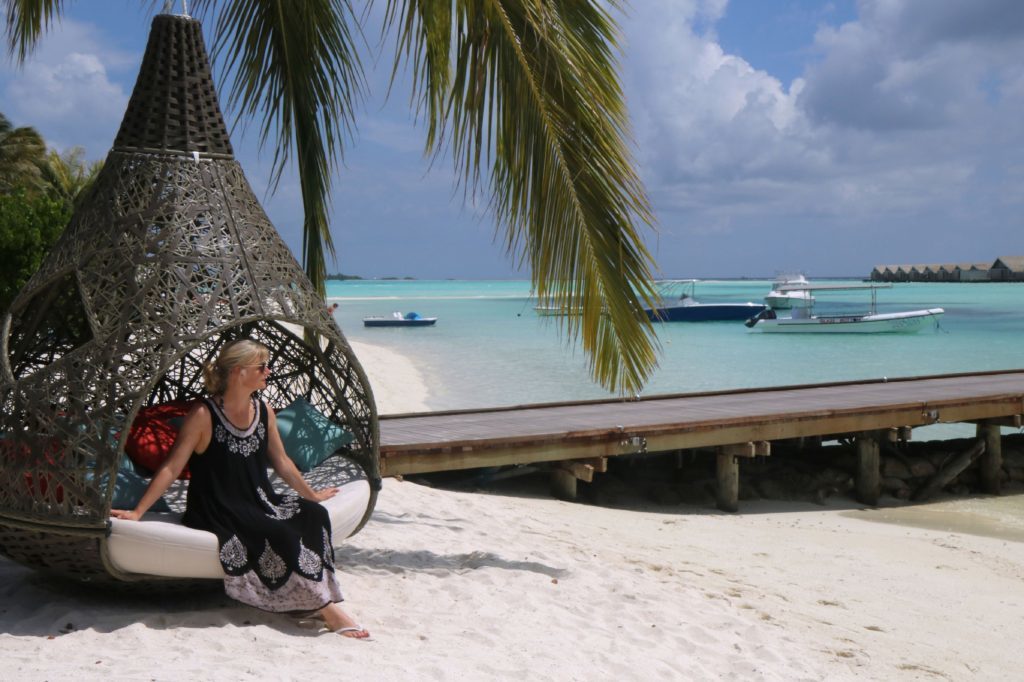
[182,396,344,612]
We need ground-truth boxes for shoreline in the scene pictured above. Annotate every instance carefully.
[348,339,430,415]
[846,494,1024,543]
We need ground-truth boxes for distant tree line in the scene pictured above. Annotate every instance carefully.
[324,274,418,281]
[0,111,103,311]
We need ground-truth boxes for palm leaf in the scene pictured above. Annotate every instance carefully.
[389,0,660,393]
[39,146,102,209]
[194,0,364,297]
[3,0,66,62]
[0,112,46,192]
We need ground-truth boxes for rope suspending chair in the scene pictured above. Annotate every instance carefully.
[0,10,379,586]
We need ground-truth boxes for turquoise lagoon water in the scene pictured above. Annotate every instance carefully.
[330,278,1024,535]
[329,279,1024,416]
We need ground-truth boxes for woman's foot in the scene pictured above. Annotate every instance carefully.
[319,603,370,639]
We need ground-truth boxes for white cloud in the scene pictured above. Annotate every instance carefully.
[9,53,123,119]
[624,2,819,206]
[1,19,133,155]
[620,0,1024,273]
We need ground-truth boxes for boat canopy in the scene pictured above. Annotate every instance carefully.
[775,282,894,293]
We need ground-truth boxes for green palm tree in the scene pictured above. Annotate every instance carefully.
[40,146,103,210]
[0,111,46,193]
[5,0,660,394]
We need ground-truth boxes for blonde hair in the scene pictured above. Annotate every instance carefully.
[202,339,269,395]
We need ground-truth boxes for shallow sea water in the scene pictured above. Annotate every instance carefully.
[330,279,1023,411]
[846,495,1024,543]
[329,278,1024,536]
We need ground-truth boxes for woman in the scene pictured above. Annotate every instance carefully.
[111,339,369,639]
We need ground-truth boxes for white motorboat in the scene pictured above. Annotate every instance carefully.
[764,273,814,309]
[746,283,944,333]
[533,304,579,317]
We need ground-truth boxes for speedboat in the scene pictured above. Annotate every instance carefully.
[764,273,814,310]
[363,311,437,327]
[644,280,766,322]
[533,304,580,317]
[746,283,944,333]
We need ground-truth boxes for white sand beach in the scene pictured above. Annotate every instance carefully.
[2,341,1023,681]
[349,340,430,415]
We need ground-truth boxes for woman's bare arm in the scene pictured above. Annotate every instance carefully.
[265,406,338,502]
[110,403,211,521]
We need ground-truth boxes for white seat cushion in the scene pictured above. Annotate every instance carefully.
[105,479,371,579]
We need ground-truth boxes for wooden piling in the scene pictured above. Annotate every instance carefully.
[550,457,607,501]
[856,434,880,505]
[550,468,577,501]
[913,439,985,502]
[976,421,1003,495]
[716,452,739,513]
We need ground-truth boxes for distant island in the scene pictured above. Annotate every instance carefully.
[325,273,418,281]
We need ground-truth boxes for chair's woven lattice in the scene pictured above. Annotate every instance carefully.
[113,11,232,157]
[0,13,378,584]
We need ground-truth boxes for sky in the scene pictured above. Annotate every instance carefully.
[1,0,1022,279]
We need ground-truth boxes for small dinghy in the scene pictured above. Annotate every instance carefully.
[363,311,438,327]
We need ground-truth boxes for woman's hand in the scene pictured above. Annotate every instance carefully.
[110,509,142,521]
[309,487,339,503]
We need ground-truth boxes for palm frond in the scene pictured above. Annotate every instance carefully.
[392,0,660,393]
[3,0,66,62]
[39,146,102,209]
[382,0,450,150]
[195,0,364,296]
[0,112,46,192]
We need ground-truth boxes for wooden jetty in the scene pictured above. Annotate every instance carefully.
[379,370,1024,511]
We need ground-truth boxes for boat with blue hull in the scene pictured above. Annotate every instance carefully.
[363,311,437,327]
[644,280,766,322]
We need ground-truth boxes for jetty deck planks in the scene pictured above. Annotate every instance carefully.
[379,370,1024,477]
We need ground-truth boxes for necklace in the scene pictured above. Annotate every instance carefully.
[216,394,256,431]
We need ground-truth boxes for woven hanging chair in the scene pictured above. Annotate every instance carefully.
[0,12,379,586]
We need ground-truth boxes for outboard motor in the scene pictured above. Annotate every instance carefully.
[745,308,775,328]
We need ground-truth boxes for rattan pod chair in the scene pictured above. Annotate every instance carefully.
[0,12,379,586]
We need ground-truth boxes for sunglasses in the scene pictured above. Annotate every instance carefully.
[246,361,272,372]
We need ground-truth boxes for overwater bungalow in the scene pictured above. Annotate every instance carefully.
[871,257,1024,282]
[990,256,1024,281]
[955,262,988,282]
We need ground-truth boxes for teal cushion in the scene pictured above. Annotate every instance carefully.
[111,467,171,513]
[276,398,354,472]
[85,464,170,513]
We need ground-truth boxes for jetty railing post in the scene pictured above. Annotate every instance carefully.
[976,421,1003,495]
[855,433,881,505]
